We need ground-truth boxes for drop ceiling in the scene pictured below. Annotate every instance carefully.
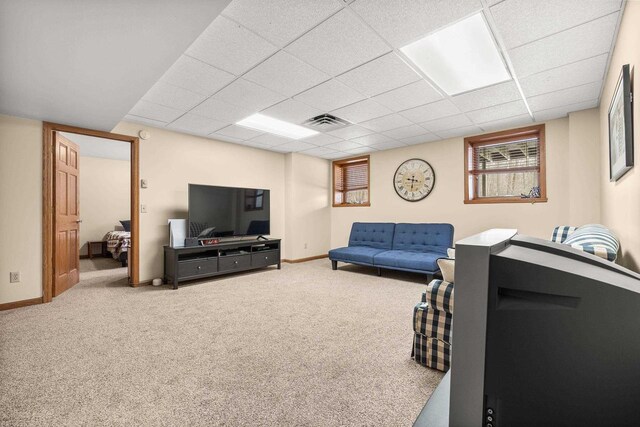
[119,0,623,159]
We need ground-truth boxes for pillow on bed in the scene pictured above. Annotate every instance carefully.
[120,220,131,232]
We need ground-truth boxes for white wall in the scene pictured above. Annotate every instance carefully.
[330,118,579,249]
[0,115,43,303]
[79,156,130,256]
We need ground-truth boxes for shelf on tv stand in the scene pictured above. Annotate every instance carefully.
[163,238,281,289]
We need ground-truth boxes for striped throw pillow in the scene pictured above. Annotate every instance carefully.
[551,226,577,243]
[563,224,619,262]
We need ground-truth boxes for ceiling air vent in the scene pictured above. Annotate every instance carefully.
[302,114,351,132]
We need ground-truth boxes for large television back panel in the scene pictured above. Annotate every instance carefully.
[450,231,640,426]
[485,237,640,426]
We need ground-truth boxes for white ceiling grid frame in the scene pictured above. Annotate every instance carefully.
[123,0,625,159]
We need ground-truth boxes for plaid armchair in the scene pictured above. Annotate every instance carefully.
[412,279,454,372]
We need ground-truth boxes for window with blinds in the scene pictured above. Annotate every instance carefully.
[333,156,370,207]
[464,125,547,204]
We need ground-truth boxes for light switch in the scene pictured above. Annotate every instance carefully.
[140,204,147,213]
[141,179,148,188]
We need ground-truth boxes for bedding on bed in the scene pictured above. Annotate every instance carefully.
[103,230,131,260]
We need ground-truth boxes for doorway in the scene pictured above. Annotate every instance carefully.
[43,122,139,303]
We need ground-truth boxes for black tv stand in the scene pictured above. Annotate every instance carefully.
[163,238,280,289]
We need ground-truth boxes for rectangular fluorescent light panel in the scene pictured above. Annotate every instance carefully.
[237,113,318,139]
[400,13,511,96]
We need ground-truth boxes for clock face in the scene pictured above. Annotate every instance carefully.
[393,159,435,202]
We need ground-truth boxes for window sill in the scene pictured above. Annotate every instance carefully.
[464,197,548,205]
[333,203,371,208]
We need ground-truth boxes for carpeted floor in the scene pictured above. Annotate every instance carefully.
[0,260,443,426]
[79,257,126,273]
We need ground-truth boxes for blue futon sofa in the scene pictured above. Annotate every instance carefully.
[328,222,454,276]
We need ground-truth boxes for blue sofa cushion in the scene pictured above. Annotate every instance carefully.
[348,222,395,249]
[373,250,442,272]
[391,223,453,255]
[329,246,389,264]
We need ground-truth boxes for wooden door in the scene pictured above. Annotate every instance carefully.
[54,133,80,296]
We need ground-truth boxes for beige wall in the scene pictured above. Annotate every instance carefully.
[568,109,601,225]
[284,153,331,260]
[331,118,579,249]
[79,156,130,256]
[599,1,640,271]
[0,115,43,304]
[111,122,287,283]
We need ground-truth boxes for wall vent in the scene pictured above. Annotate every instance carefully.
[302,114,351,131]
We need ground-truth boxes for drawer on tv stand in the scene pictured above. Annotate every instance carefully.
[252,250,280,268]
[219,254,251,272]
[177,257,218,279]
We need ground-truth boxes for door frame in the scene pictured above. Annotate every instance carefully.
[43,122,140,303]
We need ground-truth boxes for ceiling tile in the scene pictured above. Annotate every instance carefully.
[299,146,340,157]
[167,113,226,135]
[350,133,394,146]
[321,151,350,159]
[129,100,184,123]
[478,114,533,132]
[399,99,460,123]
[400,133,440,145]
[213,78,285,111]
[360,113,413,132]
[509,13,619,78]
[271,140,316,152]
[520,54,608,97]
[451,81,521,112]
[142,82,206,110]
[324,140,365,151]
[421,114,474,132]
[383,124,428,139]
[285,9,390,76]
[210,133,244,144]
[528,81,601,112]
[216,124,263,140]
[491,0,622,49]
[191,97,253,123]
[372,80,443,112]
[344,146,376,155]
[350,0,482,48]
[161,55,235,97]
[336,53,421,97]
[186,15,278,75]
[261,99,324,125]
[249,133,294,147]
[124,115,168,127]
[293,79,365,111]
[331,99,392,123]
[435,125,483,139]
[534,99,599,122]
[467,100,529,123]
[222,0,343,47]
[244,51,330,97]
[303,133,344,146]
[327,125,374,139]
[369,140,408,150]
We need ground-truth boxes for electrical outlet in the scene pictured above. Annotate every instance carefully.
[140,204,147,213]
[304,243,308,249]
[9,272,20,283]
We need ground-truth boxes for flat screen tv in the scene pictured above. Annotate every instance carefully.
[188,184,270,239]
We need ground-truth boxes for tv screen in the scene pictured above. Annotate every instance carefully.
[188,184,270,238]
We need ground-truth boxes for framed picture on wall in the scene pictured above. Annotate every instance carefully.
[608,63,634,181]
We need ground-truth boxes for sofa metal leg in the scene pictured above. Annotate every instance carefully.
[331,260,337,270]
[377,267,382,277]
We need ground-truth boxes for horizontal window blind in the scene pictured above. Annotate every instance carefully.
[333,157,369,206]
[470,136,540,176]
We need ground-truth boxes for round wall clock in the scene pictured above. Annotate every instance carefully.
[393,158,435,202]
